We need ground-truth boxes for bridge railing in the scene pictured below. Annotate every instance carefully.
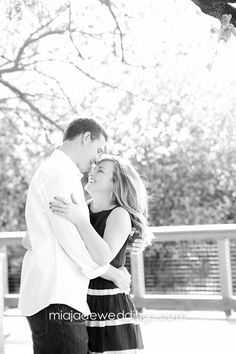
[1,225,236,352]
[131,225,236,313]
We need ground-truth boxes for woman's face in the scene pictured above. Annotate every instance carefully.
[85,160,115,197]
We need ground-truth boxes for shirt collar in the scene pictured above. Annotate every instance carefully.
[52,149,83,179]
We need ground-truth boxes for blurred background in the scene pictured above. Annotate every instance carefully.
[1,0,236,298]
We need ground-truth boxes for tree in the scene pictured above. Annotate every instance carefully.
[191,0,236,25]
[1,0,236,232]
[0,0,131,141]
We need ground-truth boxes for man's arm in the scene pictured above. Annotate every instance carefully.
[101,265,131,293]
[42,171,108,278]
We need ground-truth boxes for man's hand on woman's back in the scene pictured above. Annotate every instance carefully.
[114,266,131,293]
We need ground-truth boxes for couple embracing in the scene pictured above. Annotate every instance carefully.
[19,118,150,353]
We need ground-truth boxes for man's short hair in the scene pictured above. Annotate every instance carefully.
[63,118,108,142]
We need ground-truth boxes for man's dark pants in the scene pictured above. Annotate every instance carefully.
[27,304,88,354]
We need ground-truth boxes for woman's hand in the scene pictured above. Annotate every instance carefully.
[130,238,145,255]
[22,232,32,250]
[49,194,89,226]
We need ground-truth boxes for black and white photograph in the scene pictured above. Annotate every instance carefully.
[1,1,236,353]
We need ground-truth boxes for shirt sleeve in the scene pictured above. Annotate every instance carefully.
[42,170,108,279]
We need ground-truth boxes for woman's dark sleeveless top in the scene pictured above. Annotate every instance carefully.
[89,206,129,269]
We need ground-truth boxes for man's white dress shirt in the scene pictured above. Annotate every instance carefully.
[18,149,108,316]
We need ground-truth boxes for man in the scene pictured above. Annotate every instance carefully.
[19,118,130,354]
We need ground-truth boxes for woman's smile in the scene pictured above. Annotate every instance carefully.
[88,177,96,183]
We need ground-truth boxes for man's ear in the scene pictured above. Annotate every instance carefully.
[82,131,92,144]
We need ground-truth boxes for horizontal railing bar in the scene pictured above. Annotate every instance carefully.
[133,294,225,299]
[1,225,236,245]
[151,224,236,241]
[5,294,19,308]
[151,224,236,233]
[134,296,236,311]
[0,232,25,246]
[6,293,236,311]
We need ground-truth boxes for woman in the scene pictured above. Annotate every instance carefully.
[50,155,151,353]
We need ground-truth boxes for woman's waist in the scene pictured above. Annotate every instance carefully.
[89,277,118,290]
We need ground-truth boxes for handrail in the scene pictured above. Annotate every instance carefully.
[1,224,236,245]
[151,224,236,241]
[0,232,25,246]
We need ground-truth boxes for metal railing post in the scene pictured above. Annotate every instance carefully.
[0,253,6,353]
[130,253,145,311]
[0,247,8,296]
[217,238,233,317]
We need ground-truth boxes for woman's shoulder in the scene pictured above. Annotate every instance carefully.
[106,206,132,233]
[109,206,131,221]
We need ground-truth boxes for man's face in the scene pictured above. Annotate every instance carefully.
[78,133,106,173]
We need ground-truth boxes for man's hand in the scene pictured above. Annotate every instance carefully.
[114,266,131,293]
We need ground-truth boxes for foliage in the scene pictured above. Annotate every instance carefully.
[1,0,236,231]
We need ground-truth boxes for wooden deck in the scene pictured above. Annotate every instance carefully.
[3,309,236,354]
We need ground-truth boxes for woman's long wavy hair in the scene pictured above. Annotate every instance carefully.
[99,155,152,246]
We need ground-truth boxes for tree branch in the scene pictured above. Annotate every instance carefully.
[0,5,70,76]
[191,0,236,26]
[29,4,69,38]
[68,61,154,103]
[33,69,76,111]
[0,55,13,69]
[0,78,63,131]
[0,30,68,76]
[98,0,126,63]
[67,2,84,59]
